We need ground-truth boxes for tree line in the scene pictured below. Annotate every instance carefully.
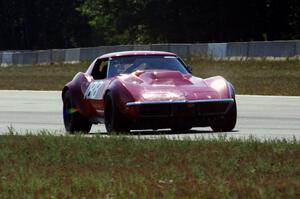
[1,0,299,50]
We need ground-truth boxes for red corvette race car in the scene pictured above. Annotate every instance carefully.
[62,51,236,133]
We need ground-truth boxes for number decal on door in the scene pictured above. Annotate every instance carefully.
[84,80,104,100]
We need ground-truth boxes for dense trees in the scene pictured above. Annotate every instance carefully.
[1,0,300,50]
[0,0,91,50]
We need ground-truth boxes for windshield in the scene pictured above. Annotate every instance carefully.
[107,55,189,78]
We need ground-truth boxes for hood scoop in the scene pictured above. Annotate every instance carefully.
[136,70,192,86]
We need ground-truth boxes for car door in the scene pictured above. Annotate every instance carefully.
[83,58,112,118]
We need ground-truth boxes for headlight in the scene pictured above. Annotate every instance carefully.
[211,79,227,91]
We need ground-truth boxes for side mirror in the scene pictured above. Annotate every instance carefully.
[187,65,192,74]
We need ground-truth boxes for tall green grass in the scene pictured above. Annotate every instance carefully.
[0,134,299,198]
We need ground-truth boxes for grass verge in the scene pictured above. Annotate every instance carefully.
[0,59,300,95]
[0,134,299,198]
[190,59,300,96]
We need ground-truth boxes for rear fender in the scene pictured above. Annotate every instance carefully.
[62,72,96,118]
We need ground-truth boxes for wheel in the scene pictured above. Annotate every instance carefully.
[104,92,130,134]
[63,90,92,134]
[211,100,237,132]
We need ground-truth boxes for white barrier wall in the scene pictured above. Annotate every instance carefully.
[2,52,13,66]
[208,43,227,58]
[37,50,51,64]
[52,49,65,63]
[1,40,300,66]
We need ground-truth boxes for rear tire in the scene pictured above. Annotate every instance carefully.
[104,92,130,134]
[63,90,92,134]
[211,100,237,132]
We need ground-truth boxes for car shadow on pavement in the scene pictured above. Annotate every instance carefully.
[127,129,212,136]
[90,129,239,136]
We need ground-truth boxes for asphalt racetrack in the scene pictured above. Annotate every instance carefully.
[0,90,300,140]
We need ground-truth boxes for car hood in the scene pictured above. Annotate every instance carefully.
[117,70,230,102]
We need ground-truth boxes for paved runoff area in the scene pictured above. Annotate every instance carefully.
[0,90,300,140]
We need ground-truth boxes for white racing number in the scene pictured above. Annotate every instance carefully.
[84,80,104,100]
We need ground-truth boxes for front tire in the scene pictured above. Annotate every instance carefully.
[211,100,237,132]
[63,90,92,134]
[104,92,130,134]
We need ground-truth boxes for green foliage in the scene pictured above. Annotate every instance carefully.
[0,0,91,50]
[80,0,300,44]
[2,0,300,49]
[80,0,147,44]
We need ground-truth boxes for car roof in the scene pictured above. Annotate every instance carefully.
[97,51,176,59]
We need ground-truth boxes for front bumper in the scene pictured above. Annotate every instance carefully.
[126,98,234,129]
